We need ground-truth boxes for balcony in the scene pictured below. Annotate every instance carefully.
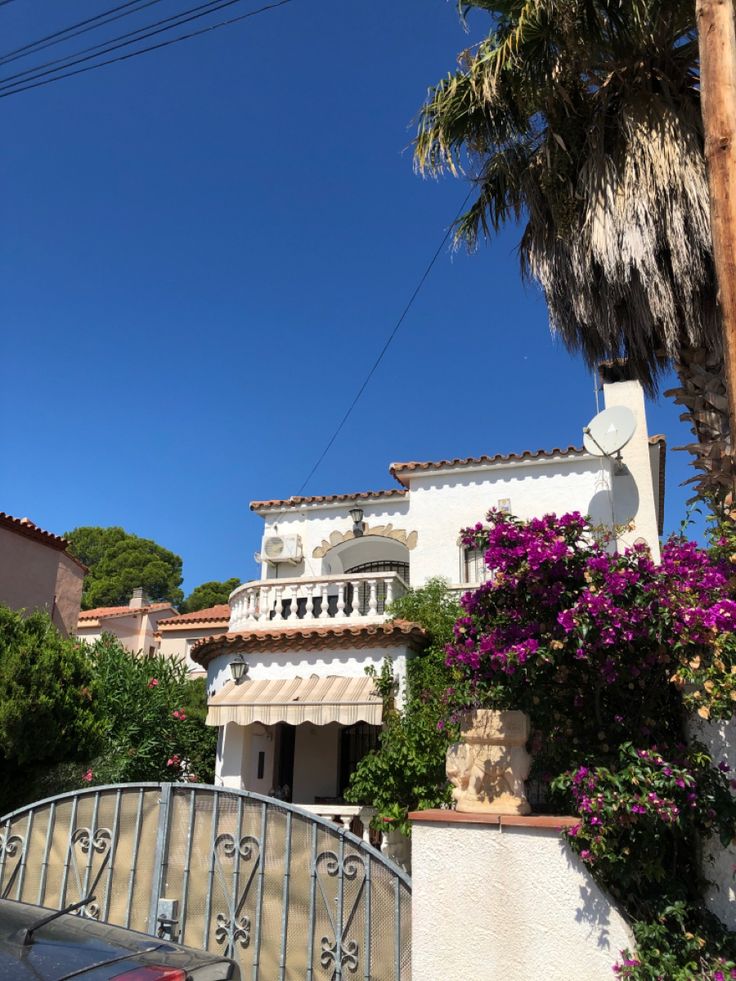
[229,571,409,631]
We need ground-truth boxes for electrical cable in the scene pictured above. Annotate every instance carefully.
[0,0,156,64]
[0,0,168,71]
[0,0,294,97]
[0,0,236,84]
[0,0,253,89]
[296,190,473,496]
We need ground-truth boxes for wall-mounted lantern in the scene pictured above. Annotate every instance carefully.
[349,506,365,537]
[229,654,248,684]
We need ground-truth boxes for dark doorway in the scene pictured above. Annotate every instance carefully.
[275,723,295,801]
[339,723,380,796]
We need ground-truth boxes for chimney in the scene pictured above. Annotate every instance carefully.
[129,587,149,609]
[599,361,662,562]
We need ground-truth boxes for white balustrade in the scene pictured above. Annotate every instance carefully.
[228,571,409,631]
[299,804,377,845]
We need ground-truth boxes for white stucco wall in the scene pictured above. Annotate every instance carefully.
[404,459,613,585]
[206,644,409,702]
[688,715,736,928]
[159,626,224,675]
[411,817,634,981]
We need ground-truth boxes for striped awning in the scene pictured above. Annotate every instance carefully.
[206,674,382,727]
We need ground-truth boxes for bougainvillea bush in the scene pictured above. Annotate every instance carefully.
[446,510,736,979]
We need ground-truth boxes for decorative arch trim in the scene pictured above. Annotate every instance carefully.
[312,524,418,558]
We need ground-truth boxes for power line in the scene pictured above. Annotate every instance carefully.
[0,0,235,85]
[0,0,294,97]
[0,0,156,64]
[0,0,253,90]
[296,191,473,496]
[0,0,168,70]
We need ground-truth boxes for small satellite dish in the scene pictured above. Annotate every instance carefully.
[583,406,636,459]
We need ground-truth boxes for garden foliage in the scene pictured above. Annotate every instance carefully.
[181,578,240,613]
[0,606,216,814]
[87,635,216,785]
[0,606,100,812]
[446,510,736,979]
[65,525,184,608]
[345,579,460,833]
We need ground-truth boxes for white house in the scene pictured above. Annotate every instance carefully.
[192,366,666,833]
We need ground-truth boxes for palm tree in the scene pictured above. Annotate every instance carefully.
[415,0,732,500]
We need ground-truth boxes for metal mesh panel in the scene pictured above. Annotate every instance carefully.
[1,784,411,981]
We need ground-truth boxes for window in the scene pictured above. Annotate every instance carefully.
[463,547,489,585]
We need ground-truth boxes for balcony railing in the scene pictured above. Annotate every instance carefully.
[229,571,409,631]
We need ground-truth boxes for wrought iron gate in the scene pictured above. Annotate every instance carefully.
[0,783,411,980]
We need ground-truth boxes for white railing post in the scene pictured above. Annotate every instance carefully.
[368,579,378,617]
[350,580,361,616]
[336,582,346,618]
[274,586,284,621]
[258,587,269,623]
[288,584,300,622]
[319,583,330,620]
[304,584,315,621]
[384,577,394,610]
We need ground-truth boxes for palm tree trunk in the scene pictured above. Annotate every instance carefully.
[665,345,735,500]
[696,0,736,498]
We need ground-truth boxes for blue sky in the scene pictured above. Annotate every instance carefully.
[1,0,704,595]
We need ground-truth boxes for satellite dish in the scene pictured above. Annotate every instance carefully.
[583,406,636,458]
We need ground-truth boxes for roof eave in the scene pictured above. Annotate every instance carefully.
[191,620,428,667]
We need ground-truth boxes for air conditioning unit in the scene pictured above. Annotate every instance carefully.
[261,534,303,565]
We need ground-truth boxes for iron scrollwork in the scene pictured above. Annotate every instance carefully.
[212,832,260,957]
[0,830,25,899]
[68,826,113,919]
[315,851,366,979]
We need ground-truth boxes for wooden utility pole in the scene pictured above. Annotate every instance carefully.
[697,0,736,476]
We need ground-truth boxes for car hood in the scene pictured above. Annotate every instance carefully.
[0,898,238,980]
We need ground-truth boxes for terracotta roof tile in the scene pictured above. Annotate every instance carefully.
[78,602,176,623]
[250,435,667,510]
[191,619,427,666]
[0,512,87,570]
[389,446,587,486]
[250,489,407,512]
[157,604,231,628]
[648,434,667,535]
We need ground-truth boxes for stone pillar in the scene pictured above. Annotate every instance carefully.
[409,810,634,981]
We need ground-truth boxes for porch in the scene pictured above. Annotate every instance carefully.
[215,717,387,843]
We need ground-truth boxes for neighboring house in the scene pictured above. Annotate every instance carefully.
[0,512,86,636]
[192,367,666,834]
[75,588,177,655]
[156,605,231,677]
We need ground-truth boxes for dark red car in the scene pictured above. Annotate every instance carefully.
[0,897,240,980]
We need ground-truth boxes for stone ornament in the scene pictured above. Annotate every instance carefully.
[312,524,418,558]
[446,709,532,815]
